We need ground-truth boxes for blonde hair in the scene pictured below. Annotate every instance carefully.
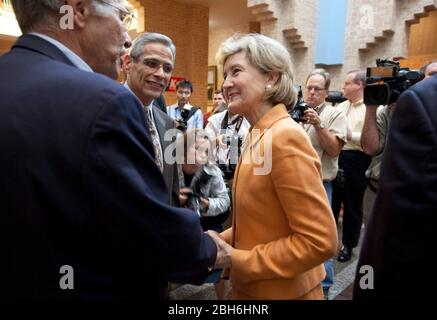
[215,33,296,109]
[175,129,215,165]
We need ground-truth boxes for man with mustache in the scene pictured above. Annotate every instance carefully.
[122,32,179,207]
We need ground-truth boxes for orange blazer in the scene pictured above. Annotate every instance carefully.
[221,104,337,300]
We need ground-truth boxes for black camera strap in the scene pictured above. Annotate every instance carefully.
[186,106,200,120]
[315,103,327,116]
[221,111,243,133]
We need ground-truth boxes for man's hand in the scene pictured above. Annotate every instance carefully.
[303,108,322,128]
[206,230,233,269]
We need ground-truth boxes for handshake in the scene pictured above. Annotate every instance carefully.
[206,230,233,270]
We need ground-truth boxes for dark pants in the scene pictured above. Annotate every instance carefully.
[332,150,371,248]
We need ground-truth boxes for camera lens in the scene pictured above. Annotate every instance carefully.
[364,83,390,105]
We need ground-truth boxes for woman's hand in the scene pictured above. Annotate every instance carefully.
[200,197,209,212]
[179,187,192,207]
[216,135,228,149]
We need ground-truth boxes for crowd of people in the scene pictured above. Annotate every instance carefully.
[1,0,436,301]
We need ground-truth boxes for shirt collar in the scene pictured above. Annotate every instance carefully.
[29,32,93,72]
[350,99,364,107]
[314,102,325,112]
[124,82,154,112]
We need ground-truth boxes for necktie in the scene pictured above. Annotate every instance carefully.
[144,107,163,172]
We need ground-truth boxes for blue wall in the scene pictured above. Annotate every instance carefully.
[315,0,348,66]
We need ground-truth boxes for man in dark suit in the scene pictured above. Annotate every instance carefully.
[353,74,437,299]
[122,32,180,207]
[0,0,228,300]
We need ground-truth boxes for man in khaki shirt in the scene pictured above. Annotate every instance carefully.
[302,70,348,188]
[301,69,347,298]
[331,71,371,263]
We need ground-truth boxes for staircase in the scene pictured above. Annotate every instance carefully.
[283,26,307,50]
[281,0,317,51]
[247,0,277,22]
[359,0,437,52]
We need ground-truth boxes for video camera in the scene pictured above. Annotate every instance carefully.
[364,59,423,105]
[290,85,310,123]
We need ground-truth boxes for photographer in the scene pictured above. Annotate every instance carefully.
[301,69,348,201]
[205,107,250,181]
[177,129,231,299]
[167,80,203,131]
[300,69,348,299]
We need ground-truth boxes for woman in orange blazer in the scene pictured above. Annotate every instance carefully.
[209,34,338,300]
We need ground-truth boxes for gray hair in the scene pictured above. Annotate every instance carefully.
[306,68,331,90]
[215,33,296,109]
[11,0,116,33]
[129,32,176,62]
[420,59,437,75]
[347,70,366,86]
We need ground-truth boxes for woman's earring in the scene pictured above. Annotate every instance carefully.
[266,84,272,90]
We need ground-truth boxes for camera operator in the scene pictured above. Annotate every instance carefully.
[167,80,203,131]
[300,69,348,299]
[361,59,424,227]
[361,102,395,227]
[354,65,437,300]
[331,70,371,263]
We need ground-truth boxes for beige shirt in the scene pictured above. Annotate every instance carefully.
[337,99,366,151]
[302,103,348,181]
[366,105,391,180]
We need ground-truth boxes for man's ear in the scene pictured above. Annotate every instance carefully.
[65,0,92,29]
[122,54,133,75]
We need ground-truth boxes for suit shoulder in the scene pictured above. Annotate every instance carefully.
[154,106,175,126]
[410,75,437,105]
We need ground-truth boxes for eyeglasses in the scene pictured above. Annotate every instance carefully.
[97,0,136,30]
[142,58,174,74]
[305,86,326,92]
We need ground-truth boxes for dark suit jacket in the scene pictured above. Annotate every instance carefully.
[0,34,216,300]
[353,75,437,299]
[152,106,180,206]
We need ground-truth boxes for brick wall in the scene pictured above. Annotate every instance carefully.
[140,0,209,111]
